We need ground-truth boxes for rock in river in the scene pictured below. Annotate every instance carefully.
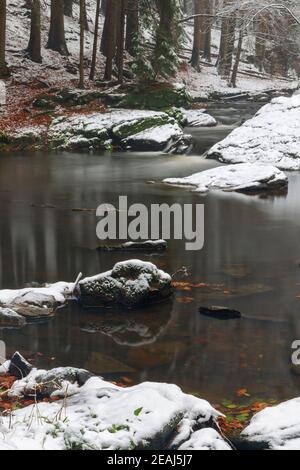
[0,307,26,328]
[207,95,300,170]
[49,109,192,154]
[241,397,300,450]
[79,260,172,308]
[97,239,167,253]
[199,306,242,320]
[163,163,288,194]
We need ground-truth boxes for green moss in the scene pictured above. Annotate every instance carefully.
[0,132,11,144]
[118,84,192,110]
[112,115,171,140]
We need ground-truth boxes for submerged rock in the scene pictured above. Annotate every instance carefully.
[1,373,222,450]
[163,163,288,194]
[207,95,300,170]
[199,306,242,320]
[241,398,300,450]
[0,307,26,328]
[97,240,168,253]
[79,260,172,308]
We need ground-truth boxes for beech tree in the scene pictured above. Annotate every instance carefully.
[47,0,69,55]
[27,0,42,63]
[0,0,9,77]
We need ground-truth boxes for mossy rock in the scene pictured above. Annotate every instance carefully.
[0,132,11,144]
[117,83,192,110]
[163,107,187,127]
[112,114,171,140]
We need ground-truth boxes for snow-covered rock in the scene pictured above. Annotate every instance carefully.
[207,95,300,170]
[8,367,93,398]
[163,163,288,194]
[123,122,192,152]
[0,307,26,328]
[0,375,222,450]
[79,260,172,307]
[0,282,74,319]
[178,428,232,450]
[183,109,217,127]
[242,398,300,450]
[49,109,190,153]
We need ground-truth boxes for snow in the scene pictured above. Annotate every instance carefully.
[182,109,217,127]
[123,123,184,149]
[0,282,74,307]
[163,163,288,194]
[49,109,188,152]
[207,95,300,170]
[0,375,222,450]
[242,398,300,450]
[178,428,232,451]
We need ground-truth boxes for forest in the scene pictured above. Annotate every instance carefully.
[1,0,300,454]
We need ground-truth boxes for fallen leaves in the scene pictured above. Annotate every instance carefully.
[216,396,278,435]
[176,297,194,304]
[236,388,250,398]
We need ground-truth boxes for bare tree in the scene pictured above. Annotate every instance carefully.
[0,0,9,77]
[27,0,42,63]
[47,0,69,55]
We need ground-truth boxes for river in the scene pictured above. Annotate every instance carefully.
[1,100,300,405]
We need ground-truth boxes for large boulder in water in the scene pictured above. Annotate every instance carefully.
[163,163,288,194]
[79,260,173,308]
[207,95,300,170]
[241,398,300,450]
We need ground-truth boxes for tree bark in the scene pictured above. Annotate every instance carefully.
[89,0,101,80]
[191,0,201,70]
[79,0,85,88]
[218,2,235,78]
[0,0,9,77]
[116,0,126,82]
[27,0,42,63]
[230,31,243,88]
[125,0,138,55]
[64,0,73,17]
[102,0,118,80]
[47,0,69,55]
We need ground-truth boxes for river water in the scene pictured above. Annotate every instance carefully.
[1,101,300,404]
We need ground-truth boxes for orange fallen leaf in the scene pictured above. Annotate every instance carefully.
[176,297,194,304]
[236,388,250,397]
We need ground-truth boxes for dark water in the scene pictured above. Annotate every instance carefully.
[1,102,300,404]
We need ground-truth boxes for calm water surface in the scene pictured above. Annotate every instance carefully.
[1,102,300,404]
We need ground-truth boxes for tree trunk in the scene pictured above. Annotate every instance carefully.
[47,0,69,55]
[116,0,126,82]
[125,0,138,55]
[64,0,73,17]
[230,31,243,88]
[202,0,211,61]
[89,0,101,80]
[153,0,177,77]
[191,0,201,70]
[217,2,235,78]
[27,0,42,63]
[79,0,85,88]
[102,0,118,80]
[0,0,9,77]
